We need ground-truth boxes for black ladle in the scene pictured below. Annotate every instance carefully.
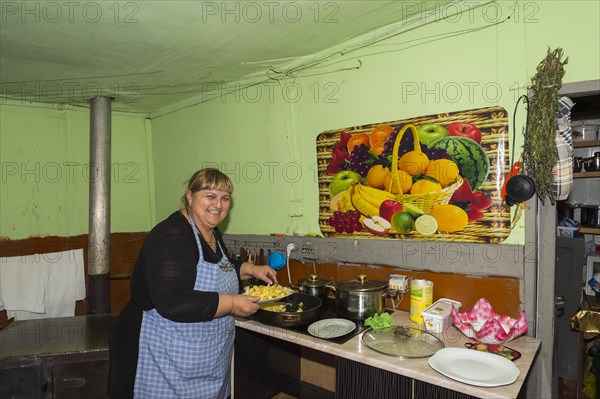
[505,175,536,206]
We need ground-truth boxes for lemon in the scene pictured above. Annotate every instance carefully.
[429,204,469,233]
[399,151,430,176]
[415,215,438,235]
[410,179,442,195]
[403,203,425,218]
[425,159,459,187]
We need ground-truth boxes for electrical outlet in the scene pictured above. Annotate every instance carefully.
[301,241,317,260]
[389,274,408,292]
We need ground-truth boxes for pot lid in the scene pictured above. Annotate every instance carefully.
[298,274,327,288]
[336,274,387,292]
[361,326,444,358]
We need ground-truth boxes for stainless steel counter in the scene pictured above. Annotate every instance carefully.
[1,315,116,399]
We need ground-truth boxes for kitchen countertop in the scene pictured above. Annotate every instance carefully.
[235,310,541,399]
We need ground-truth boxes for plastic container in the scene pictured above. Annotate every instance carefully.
[557,226,580,237]
[421,298,462,333]
[572,122,599,142]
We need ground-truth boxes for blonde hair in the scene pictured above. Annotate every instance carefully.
[182,168,233,207]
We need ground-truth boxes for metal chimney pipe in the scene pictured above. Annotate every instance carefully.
[88,96,112,314]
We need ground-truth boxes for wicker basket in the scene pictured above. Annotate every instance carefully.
[387,124,462,214]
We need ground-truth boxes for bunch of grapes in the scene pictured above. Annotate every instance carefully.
[425,147,451,160]
[378,127,449,168]
[327,210,363,234]
[347,144,374,177]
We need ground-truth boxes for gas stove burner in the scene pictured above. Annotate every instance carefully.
[256,297,387,344]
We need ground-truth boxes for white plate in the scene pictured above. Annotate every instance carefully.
[308,318,356,339]
[243,286,294,304]
[428,348,520,387]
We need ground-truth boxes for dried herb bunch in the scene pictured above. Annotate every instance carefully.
[524,48,568,205]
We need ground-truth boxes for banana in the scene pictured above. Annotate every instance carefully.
[359,184,396,202]
[350,184,380,218]
[355,184,396,210]
[338,187,357,213]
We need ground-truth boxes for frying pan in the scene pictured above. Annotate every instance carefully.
[254,292,322,328]
[505,175,536,206]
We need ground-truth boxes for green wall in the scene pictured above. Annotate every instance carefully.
[1,1,598,242]
[0,104,154,239]
[151,0,599,244]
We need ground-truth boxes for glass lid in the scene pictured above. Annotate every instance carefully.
[361,326,444,358]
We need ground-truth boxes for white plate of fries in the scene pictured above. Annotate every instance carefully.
[243,284,295,303]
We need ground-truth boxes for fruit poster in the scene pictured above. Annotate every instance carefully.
[317,107,512,243]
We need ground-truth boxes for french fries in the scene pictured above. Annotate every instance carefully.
[243,284,294,301]
[261,301,304,313]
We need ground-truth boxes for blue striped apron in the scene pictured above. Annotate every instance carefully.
[134,216,238,399]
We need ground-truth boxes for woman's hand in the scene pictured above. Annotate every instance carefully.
[231,294,260,317]
[240,263,278,285]
[251,265,278,285]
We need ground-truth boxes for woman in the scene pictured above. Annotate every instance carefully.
[109,168,277,399]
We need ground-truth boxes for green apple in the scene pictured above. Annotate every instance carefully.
[417,124,449,147]
[329,170,363,198]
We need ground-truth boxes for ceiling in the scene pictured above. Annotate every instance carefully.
[0,1,453,116]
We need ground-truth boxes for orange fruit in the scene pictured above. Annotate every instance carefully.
[410,179,442,195]
[399,151,429,176]
[370,125,394,146]
[347,133,370,154]
[425,159,459,187]
[384,170,412,194]
[366,165,391,189]
[428,204,468,233]
[370,142,385,156]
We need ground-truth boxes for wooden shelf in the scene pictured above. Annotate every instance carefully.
[573,171,600,178]
[579,227,600,235]
[573,140,600,148]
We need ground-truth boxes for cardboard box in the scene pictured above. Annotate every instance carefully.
[422,298,462,333]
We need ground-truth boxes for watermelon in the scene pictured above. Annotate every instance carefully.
[429,136,489,191]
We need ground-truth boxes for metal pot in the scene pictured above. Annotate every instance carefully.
[297,273,329,302]
[254,292,321,328]
[326,275,397,321]
[581,205,600,228]
[573,157,584,173]
[557,201,580,219]
[583,152,600,172]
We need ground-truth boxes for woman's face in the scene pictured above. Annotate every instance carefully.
[186,188,231,231]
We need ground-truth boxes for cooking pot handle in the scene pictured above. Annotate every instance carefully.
[384,288,401,310]
[325,277,337,291]
[281,314,301,322]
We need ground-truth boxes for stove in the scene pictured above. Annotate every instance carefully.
[251,297,390,344]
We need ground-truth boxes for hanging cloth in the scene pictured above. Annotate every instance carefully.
[552,96,575,201]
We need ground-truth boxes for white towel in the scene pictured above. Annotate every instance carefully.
[0,249,86,320]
